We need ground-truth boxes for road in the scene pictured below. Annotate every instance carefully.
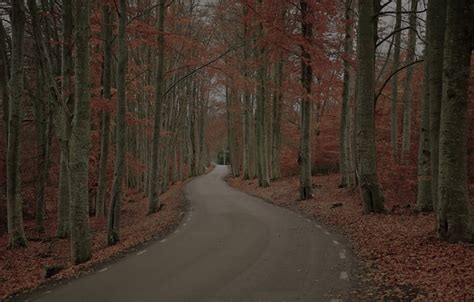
[27,165,351,302]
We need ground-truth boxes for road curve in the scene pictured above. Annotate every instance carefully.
[27,165,351,302]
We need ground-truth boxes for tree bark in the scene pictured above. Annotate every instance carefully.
[390,0,402,160]
[7,0,27,248]
[69,0,92,264]
[428,0,446,211]
[271,60,283,180]
[148,0,165,214]
[436,0,472,242]
[96,4,113,217]
[56,0,73,239]
[356,0,385,214]
[255,0,270,188]
[339,0,355,188]
[107,0,127,245]
[401,0,419,163]
[416,44,433,212]
[299,0,313,200]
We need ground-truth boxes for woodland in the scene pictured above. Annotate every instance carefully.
[0,0,473,300]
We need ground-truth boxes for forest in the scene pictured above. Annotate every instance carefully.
[0,0,472,300]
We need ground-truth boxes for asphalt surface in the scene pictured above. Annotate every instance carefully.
[27,165,351,302]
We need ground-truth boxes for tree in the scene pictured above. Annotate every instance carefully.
[390,0,402,160]
[416,44,433,212]
[148,0,165,214]
[356,0,384,214]
[69,0,92,264]
[96,4,113,217]
[436,0,472,242]
[299,0,313,200]
[56,0,74,238]
[401,0,419,162]
[255,0,270,188]
[339,0,355,188]
[107,0,128,245]
[428,0,446,211]
[7,0,27,248]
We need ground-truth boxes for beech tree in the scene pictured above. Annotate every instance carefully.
[69,0,92,264]
[107,0,128,245]
[436,0,472,242]
[298,0,313,200]
[355,0,384,213]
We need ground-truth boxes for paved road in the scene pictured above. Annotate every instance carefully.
[28,165,351,302]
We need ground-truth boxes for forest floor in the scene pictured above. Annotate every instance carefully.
[227,174,474,301]
[0,182,187,300]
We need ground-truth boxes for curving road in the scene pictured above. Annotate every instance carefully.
[27,165,351,302]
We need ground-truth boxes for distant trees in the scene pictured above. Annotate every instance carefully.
[1,0,213,262]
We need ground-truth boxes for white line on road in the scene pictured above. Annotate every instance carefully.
[160,239,167,243]
[339,252,346,259]
[315,224,322,229]
[306,219,311,223]
[333,240,340,245]
[98,267,108,273]
[324,231,330,236]
[339,271,348,280]
[136,250,147,256]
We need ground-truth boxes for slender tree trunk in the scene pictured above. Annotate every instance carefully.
[356,0,384,214]
[299,0,313,200]
[107,0,127,245]
[416,45,433,212]
[271,60,283,180]
[401,0,419,162]
[242,3,251,180]
[56,0,73,239]
[148,0,165,214]
[7,0,27,248]
[428,0,447,212]
[0,22,9,143]
[339,0,355,188]
[390,0,402,160]
[255,0,270,188]
[96,4,113,217]
[437,0,472,242]
[69,0,92,264]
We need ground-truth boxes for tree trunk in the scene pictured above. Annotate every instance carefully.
[428,0,447,211]
[69,0,92,264]
[356,0,384,214]
[107,0,127,245]
[401,0,419,163]
[255,0,270,188]
[271,60,283,180]
[7,0,27,248]
[56,0,73,239]
[390,0,402,160]
[436,0,472,242]
[416,45,433,212]
[96,4,113,217]
[299,0,313,200]
[339,0,355,188]
[148,0,165,214]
